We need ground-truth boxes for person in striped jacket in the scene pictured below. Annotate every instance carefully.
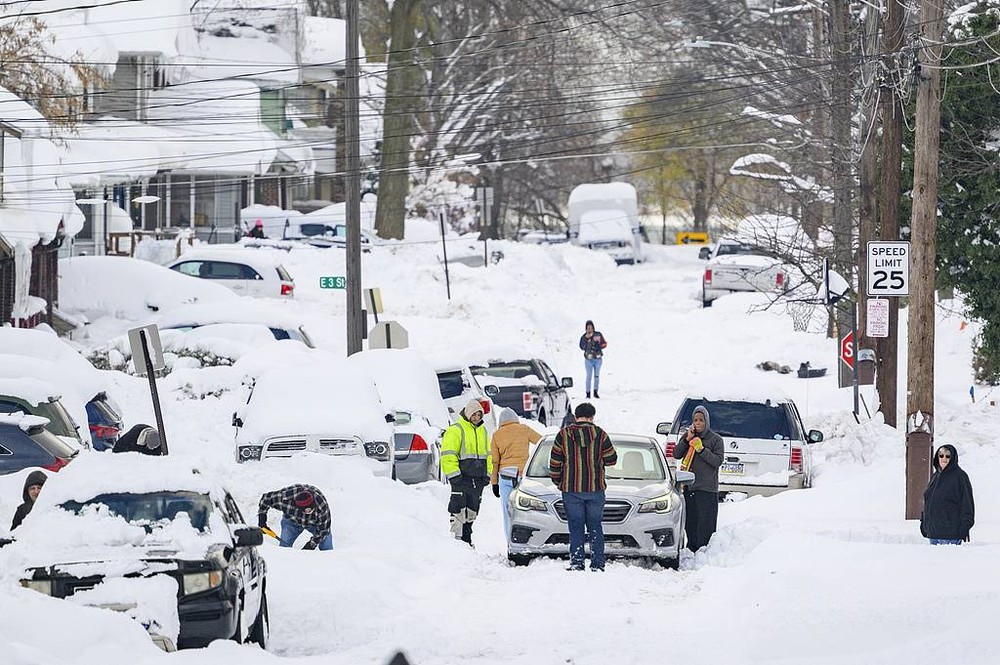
[549,402,617,571]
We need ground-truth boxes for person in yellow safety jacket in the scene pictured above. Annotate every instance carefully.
[441,398,493,545]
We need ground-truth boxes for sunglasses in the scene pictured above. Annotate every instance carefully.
[937,453,952,459]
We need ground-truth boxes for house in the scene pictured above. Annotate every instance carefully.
[0,87,84,327]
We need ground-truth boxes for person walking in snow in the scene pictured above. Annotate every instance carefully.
[491,407,542,538]
[10,470,46,531]
[441,399,493,546]
[920,444,975,545]
[672,405,724,552]
[258,484,333,550]
[579,320,607,398]
[550,402,617,571]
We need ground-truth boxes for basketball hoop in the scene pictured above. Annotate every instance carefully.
[788,300,817,332]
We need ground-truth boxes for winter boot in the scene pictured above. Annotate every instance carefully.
[586,392,591,398]
[594,391,600,399]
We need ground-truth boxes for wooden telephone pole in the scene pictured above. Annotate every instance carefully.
[905,0,945,519]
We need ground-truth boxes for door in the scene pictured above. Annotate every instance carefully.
[203,261,249,295]
[538,361,565,423]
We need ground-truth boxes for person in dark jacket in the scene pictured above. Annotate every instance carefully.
[11,470,47,530]
[672,405,724,551]
[246,219,266,239]
[258,484,333,550]
[550,402,617,571]
[920,444,975,545]
[112,424,165,456]
[578,320,607,399]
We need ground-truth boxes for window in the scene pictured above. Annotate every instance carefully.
[0,443,11,456]
[172,261,203,277]
[60,491,214,532]
[473,362,536,380]
[437,371,466,399]
[674,399,794,440]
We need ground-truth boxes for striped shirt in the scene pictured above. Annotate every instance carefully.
[549,422,617,493]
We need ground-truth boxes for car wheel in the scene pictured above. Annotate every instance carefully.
[702,287,713,308]
[249,591,269,649]
[230,596,244,643]
[508,552,533,567]
[654,556,679,570]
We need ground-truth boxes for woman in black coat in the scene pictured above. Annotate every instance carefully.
[920,444,975,545]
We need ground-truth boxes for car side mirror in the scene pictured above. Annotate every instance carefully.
[807,429,824,443]
[656,422,672,435]
[560,377,573,388]
[232,412,243,428]
[483,384,500,397]
[385,413,396,424]
[675,470,696,485]
[699,247,712,260]
[394,410,412,425]
[234,527,264,547]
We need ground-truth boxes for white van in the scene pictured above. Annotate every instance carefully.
[657,392,823,497]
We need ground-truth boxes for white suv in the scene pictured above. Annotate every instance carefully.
[166,249,295,298]
[657,392,823,497]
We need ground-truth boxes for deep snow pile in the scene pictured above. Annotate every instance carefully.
[2,240,998,665]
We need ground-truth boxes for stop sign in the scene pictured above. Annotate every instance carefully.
[840,331,855,369]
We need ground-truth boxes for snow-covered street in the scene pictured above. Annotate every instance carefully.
[3,241,997,665]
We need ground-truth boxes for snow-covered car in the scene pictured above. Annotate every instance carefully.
[0,353,122,451]
[657,391,824,497]
[507,434,692,567]
[701,237,788,307]
[0,378,84,449]
[233,362,396,475]
[434,364,500,436]
[166,249,295,298]
[0,413,79,476]
[469,356,572,427]
[153,300,315,348]
[345,349,452,484]
[7,456,268,651]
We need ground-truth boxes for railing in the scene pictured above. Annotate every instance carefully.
[107,230,194,259]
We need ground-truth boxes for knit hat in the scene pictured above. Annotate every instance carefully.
[254,219,264,228]
[463,399,484,418]
[498,407,519,425]
[294,490,315,508]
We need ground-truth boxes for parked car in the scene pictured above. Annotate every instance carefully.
[702,237,788,307]
[166,249,295,298]
[469,356,572,426]
[233,362,396,476]
[434,364,500,435]
[8,455,267,650]
[0,354,122,451]
[0,378,84,448]
[153,300,315,348]
[657,391,824,497]
[283,222,381,251]
[506,433,692,568]
[0,413,79,475]
[345,349,452,484]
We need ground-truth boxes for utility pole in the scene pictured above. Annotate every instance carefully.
[905,0,944,519]
[877,0,906,429]
[857,3,880,352]
[345,0,364,354]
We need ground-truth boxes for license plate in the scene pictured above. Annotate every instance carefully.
[720,462,745,475]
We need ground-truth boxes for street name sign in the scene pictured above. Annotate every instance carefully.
[320,276,347,289]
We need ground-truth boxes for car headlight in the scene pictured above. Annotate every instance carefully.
[182,571,224,596]
[20,579,52,595]
[514,490,547,512]
[638,494,678,514]
[364,441,391,461]
[238,446,262,462]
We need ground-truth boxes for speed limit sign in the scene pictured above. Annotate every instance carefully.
[867,241,910,296]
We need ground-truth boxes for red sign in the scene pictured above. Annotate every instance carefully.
[840,331,855,369]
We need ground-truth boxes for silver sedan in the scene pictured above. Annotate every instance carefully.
[506,434,693,568]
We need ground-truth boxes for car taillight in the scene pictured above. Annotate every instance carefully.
[479,399,491,415]
[776,272,785,289]
[42,457,70,473]
[790,447,803,473]
[280,283,294,296]
[665,441,676,458]
[522,392,533,412]
[89,424,120,439]
[704,269,713,285]
[409,435,428,452]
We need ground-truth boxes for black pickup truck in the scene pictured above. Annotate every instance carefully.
[470,357,573,426]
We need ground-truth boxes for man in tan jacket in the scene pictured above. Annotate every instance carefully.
[491,408,542,537]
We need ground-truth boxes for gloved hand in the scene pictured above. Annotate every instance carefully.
[492,484,500,498]
[261,526,278,540]
[302,539,318,551]
[691,437,704,453]
[258,513,268,528]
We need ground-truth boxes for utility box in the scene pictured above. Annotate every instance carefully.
[857,348,876,385]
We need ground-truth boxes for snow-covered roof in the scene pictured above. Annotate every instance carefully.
[0,376,62,406]
[344,349,451,429]
[184,35,298,85]
[568,182,638,206]
[59,119,178,187]
[301,16,349,77]
[153,298,306,332]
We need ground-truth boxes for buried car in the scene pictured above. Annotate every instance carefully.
[5,456,268,651]
[506,434,692,568]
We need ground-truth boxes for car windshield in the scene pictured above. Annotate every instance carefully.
[526,439,666,481]
[673,399,796,440]
[715,242,754,256]
[472,362,535,379]
[437,370,466,399]
[60,491,214,532]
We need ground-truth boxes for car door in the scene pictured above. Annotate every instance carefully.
[237,263,270,297]
[536,361,565,423]
[223,493,263,626]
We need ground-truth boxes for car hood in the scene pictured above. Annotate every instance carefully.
[518,476,673,502]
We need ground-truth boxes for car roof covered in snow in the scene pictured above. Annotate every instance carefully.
[0,329,108,401]
[344,349,451,429]
[0,412,50,431]
[0,377,62,406]
[166,247,289,272]
[153,299,306,331]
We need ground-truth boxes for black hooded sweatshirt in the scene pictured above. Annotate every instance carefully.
[920,444,975,541]
[11,470,47,531]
